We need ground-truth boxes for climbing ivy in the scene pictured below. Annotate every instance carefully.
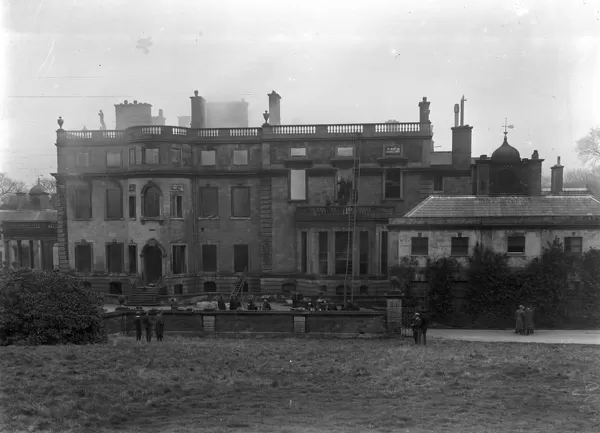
[424,256,460,322]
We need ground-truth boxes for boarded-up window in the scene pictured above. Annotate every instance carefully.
[143,185,161,217]
[233,149,248,165]
[385,169,403,199]
[318,232,328,274]
[359,231,369,275]
[105,189,122,219]
[433,175,444,193]
[290,170,307,201]
[337,146,354,157]
[301,231,308,273]
[233,244,249,273]
[170,148,182,164]
[335,231,352,275]
[380,231,388,276]
[202,244,217,272]
[106,243,124,273]
[201,150,216,166]
[199,187,218,218]
[411,237,428,256]
[75,244,92,273]
[75,152,89,167]
[172,245,186,274]
[182,145,192,165]
[507,236,526,253]
[106,152,122,167]
[74,188,91,219]
[144,148,159,164]
[129,148,139,165]
[128,195,136,218]
[565,237,583,254]
[128,244,137,273]
[451,237,469,256]
[231,187,250,218]
[170,195,183,218]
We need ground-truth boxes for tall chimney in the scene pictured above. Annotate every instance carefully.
[268,91,281,126]
[418,97,431,123]
[550,156,564,195]
[454,104,459,127]
[190,90,206,128]
[460,95,467,126]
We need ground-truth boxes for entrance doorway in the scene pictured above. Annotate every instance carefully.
[143,244,163,284]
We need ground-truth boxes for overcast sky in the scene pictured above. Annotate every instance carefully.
[1,0,599,183]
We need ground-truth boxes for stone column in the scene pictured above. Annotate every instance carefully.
[29,240,35,268]
[32,240,41,269]
[3,241,10,265]
[16,240,22,266]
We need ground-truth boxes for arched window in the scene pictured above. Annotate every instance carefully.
[143,185,161,217]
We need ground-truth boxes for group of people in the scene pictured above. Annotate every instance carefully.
[410,312,429,345]
[217,295,272,311]
[515,305,535,335]
[134,308,165,342]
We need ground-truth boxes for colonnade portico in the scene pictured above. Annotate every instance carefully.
[2,238,57,270]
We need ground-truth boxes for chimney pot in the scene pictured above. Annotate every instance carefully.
[557,156,561,165]
[551,156,564,194]
[194,90,199,97]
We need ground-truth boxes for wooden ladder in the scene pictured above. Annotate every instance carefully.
[230,267,247,298]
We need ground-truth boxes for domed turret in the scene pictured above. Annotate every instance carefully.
[491,135,521,164]
[29,184,48,196]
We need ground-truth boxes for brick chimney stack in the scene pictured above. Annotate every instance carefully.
[551,156,564,195]
[418,97,431,124]
[268,91,281,126]
[190,90,206,128]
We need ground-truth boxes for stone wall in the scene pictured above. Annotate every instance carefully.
[103,310,386,337]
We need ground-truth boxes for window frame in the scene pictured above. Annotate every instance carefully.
[74,187,92,220]
[433,174,444,193]
[507,235,526,254]
[170,147,182,165]
[144,147,160,165]
[200,150,217,166]
[105,188,123,220]
[384,168,404,200]
[359,231,369,276]
[384,144,404,157]
[74,243,93,274]
[231,186,251,218]
[171,244,187,275]
[411,237,429,256]
[233,244,249,273]
[289,169,308,202]
[129,148,139,165]
[451,237,469,256]
[318,231,329,275]
[336,146,354,158]
[334,231,353,275]
[232,149,249,166]
[170,194,183,219]
[106,151,122,168]
[142,184,161,218]
[128,244,137,274]
[380,231,389,276]
[300,231,308,274]
[128,195,136,219]
[75,152,90,168]
[201,244,218,273]
[564,236,583,254]
[290,147,307,157]
[198,186,219,219]
[106,242,124,274]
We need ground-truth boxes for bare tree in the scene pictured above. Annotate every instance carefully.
[564,168,598,183]
[575,126,600,166]
[0,172,26,204]
[37,176,57,195]
[541,176,551,188]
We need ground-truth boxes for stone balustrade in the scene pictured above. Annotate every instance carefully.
[58,122,427,144]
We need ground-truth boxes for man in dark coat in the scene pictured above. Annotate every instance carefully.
[144,312,153,342]
[515,305,525,335]
[155,311,165,341]
[524,306,535,335]
[419,311,430,346]
[262,299,272,311]
[411,313,424,345]
[248,296,257,311]
[217,296,227,311]
[229,296,237,311]
[134,312,142,341]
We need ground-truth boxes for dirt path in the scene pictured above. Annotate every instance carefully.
[429,329,600,345]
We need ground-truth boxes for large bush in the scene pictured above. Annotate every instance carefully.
[0,268,108,345]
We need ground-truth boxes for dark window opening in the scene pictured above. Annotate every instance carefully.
[170,195,183,218]
[106,243,124,273]
[301,231,308,273]
[507,236,526,254]
[144,148,159,165]
[241,282,249,293]
[172,245,187,274]
[83,281,92,289]
[182,145,192,165]
[106,188,123,219]
[318,232,328,275]
[359,231,369,275]
[202,245,217,272]
[109,282,122,295]
[381,231,389,276]
[174,284,183,295]
[234,244,249,273]
[143,185,161,217]
[75,244,92,273]
[204,282,217,292]
[411,237,429,256]
[170,148,182,165]
[359,285,369,295]
[433,175,444,192]
[74,188,91,219]
[231,187,250,218]
[129,148,138,165]
[128,195,136,218]
[335,231,352,275]
[451,237,469,256]
[385,169,403,199]
[564,237,583,254]
[199,187,219,218]
[336,285,348,295]
[282,283,296,293]
[128,245,137,274]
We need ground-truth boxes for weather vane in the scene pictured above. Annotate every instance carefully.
[503,118,515,135]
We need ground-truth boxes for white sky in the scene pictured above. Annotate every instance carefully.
[0,0,599,183]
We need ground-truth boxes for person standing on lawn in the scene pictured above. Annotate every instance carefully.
[524,306,535,335]
[411,313,424,345]
[134,312,142,341]
[156,311,165,341]
[217,296,227,311]
[144,312,153,342]
[515,305,525,335]
[419,311,430,346]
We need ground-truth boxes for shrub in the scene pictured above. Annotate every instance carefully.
[0,268,108,345]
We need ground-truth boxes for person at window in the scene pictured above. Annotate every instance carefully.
[515,305,525,335]
[524,306,535,335]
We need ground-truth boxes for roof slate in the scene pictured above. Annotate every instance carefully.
[405,195,600,218]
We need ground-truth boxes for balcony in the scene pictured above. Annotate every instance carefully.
[2,222,58,239]
[57,122,429,145]
[295,206,395,222]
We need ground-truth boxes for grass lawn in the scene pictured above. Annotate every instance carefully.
[1,336,599,433]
